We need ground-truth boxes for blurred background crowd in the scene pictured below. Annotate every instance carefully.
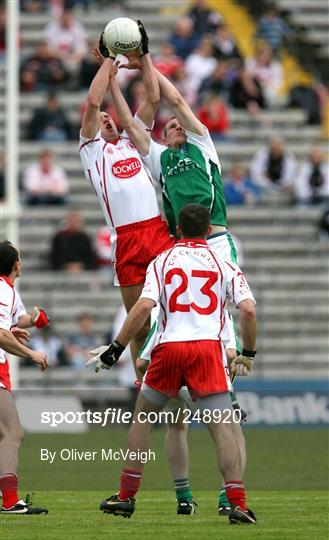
[0,0,328,384]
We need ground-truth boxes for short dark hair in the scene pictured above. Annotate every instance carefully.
[178,204,210,238]
[0,241,19,276]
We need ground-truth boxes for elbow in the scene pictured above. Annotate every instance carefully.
[148,94,160,109]
[86,95,100,110]
[171,94,184,109]
[138,298,153,319]
[121,117,135,131]
[239,300,256,320]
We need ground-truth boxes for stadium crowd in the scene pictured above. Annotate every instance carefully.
[0,0,328,369]
[12,0,327,210]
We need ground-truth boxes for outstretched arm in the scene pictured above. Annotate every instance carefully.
[156,70,205,136]
[108,69,151,156]
[136,54,160,128]
[134,21,160,128]
[81,34,115,139]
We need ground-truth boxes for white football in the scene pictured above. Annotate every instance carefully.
[103,17,141,55]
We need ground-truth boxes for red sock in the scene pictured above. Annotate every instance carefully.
[119,468,142,500]
[225,480,247,511]
[0,473,19,509]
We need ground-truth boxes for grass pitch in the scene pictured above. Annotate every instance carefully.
[1,491,328,540]
[1,428,328,539]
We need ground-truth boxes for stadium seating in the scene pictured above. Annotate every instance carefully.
[1,0,328,387]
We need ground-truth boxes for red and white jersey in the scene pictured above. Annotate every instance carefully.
[79,129,160,232]
[140,239,255,345]
[0,276,27,364]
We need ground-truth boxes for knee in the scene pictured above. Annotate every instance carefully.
[136,358,148,375]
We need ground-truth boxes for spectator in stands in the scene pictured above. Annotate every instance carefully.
[185,37,217,95]
[27,91,74,141]
[199,60,232,103]
[154,43,184,78]
[289,84,321,125]
[44,8,87,73]
[50,211,96,272]
[26,326,68,367]
[0,152,4,201]
[245,45,284,107]
[64,0,93,11]
[250,137,296,192]
[318,207,329,240]
[196,93,229,139]
[95,226,113,271]
[212,24,241,63]
[230,67,266,115]
[187,0,223,38]
[224,163,261,205]
[65,313,97,369]
[294,147,329,205]
[171,65,197,107]
[256,4,292,55]
[20,40,69,92]
[21,0,48,13]
[22,149,69,205]
[168,17,199,60]
[78,39,100,89]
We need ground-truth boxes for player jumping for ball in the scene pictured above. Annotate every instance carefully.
[79,22,174,375]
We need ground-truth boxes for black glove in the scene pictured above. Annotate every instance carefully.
[100,340,125,368]
[99,32,116,60]
[137,19,149,55]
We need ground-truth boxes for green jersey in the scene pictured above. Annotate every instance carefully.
[141,128,227,236]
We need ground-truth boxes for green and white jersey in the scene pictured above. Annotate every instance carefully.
[141,127,227,236]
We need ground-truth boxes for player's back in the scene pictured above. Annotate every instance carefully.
[156,239,228,344]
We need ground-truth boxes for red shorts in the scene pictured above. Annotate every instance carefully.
[113,215,175,287]
[144,340,230,400]
[0,359,11,391]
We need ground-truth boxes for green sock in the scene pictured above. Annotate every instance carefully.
[219,486,230,507]
[174,478,193,502]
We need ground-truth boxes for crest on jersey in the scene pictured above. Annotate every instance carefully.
[112,157,141,179]
[126,142,135,150]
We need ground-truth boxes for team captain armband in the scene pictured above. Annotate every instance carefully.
[31,306,50,329]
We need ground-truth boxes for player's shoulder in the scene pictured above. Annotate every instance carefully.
[151,243,177,267]
[0,277,14,297]
[149,138,166,155]
[186,125,214,145]
[79,130,102,151]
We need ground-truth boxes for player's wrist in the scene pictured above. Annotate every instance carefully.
[242,349,257,358]
[113,340,125,357]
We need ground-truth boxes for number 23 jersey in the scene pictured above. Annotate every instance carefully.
[140,238,255,344]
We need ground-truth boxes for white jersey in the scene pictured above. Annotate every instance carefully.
[79,130,160,232]
[0,276,27,364]
[140,239,255,345]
